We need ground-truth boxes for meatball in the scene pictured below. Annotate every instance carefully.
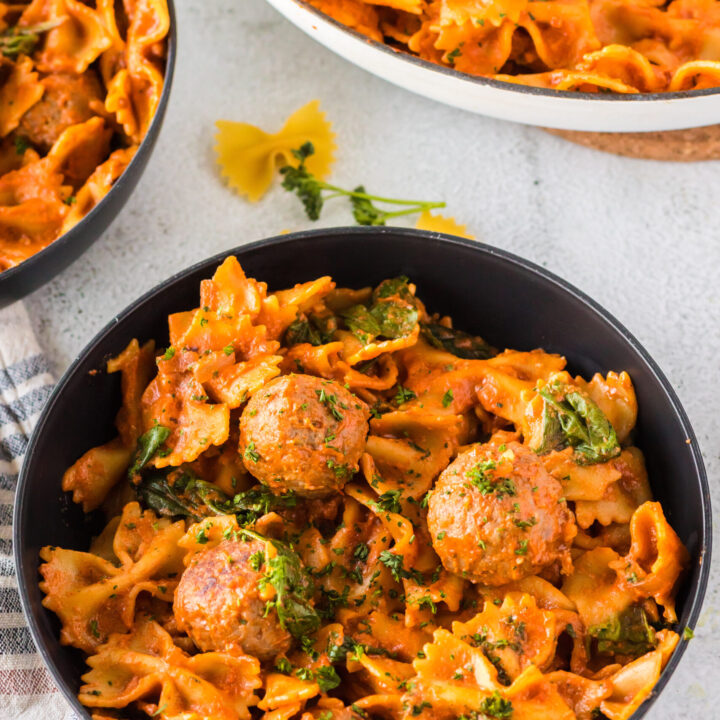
[239,374,370,497]
[174,539,291,661]
[428,440,576,586]
[18,71,103,151]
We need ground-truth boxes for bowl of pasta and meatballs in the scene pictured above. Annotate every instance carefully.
[14,227,710,720]
[0,0,176,307]
[264,0,720,131]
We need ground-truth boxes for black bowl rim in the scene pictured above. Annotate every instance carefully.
[0,0,178,289]
[14,226,712,719]
[283,0,720,104]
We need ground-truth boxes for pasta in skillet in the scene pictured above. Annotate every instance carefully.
[306,0,720,93]
[40,257,690,720]
[0,0,170,271]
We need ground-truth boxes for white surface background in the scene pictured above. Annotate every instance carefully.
[20,0,720,716]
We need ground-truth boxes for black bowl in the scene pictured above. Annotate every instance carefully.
[14,228,711,719]
[0,0,177,308]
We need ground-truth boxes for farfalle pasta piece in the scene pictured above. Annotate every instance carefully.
[575,371,637,443]
[521,1,601,69]
[62,146,137,232]
[0,55,44,137]
[670,59,720,89]
[562,547,636,628]
[307,0,383,41]
[78,619,261,719]
[258,672,320,714]
[610,501,689,622]
[599,630,679,720]
[452,593,558,681]
[573,447,652,529]
[409,624,575,719]
[142,361,231,467]
[39,502,185,652]
[62,338,155,511]
[215,100,336,202]
[0,154,69,269]
[123,0,170,142]
[415,210,474,239]
[546,671,612,720]
[21,0,111,74]
[256,275,335,340]
[46,116,112,185]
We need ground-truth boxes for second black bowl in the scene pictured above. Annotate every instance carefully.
[0,0,177,308]
[14,227,711,718]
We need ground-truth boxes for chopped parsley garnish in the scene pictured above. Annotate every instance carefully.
[316,388,344,421]
[353,542,370,561]
[467,459,516,498]
[244,441,260,463]
[375,489,402,514]
[394,385,417,405]
[442,389,454,408]
[379,550,423,584]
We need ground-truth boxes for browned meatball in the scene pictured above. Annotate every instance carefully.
[173,539,291,661]
[428,440,576,586]
[18,71,103,151]
[239,374,370,497]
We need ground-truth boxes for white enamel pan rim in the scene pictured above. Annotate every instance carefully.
[266,0,720,132]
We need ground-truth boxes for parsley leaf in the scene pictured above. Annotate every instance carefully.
[279,143,444,224]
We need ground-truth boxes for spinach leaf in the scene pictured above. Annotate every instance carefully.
[373,276,415,304]
[232,486,298,525]
[128,425,171,480]
[342,301,417,342]
[374,302,418,339]
[137,471,296,525]
[537,380,620,465]
[420,323,494,360]
[343,304,382,339]
[588,606,657,657]
[285,314,336,347]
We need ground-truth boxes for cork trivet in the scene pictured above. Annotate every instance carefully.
[543,124,720,161]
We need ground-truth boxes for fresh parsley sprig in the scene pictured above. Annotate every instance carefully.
[280,142,445,225]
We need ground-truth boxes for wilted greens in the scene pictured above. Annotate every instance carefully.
[536,380,620,465]
[128,425,171,480]
[342,275,419,343]
[588,606,657,656]
[137,470,297,524]
[420,323,494,360]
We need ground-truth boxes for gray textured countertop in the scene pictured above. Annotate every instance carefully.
[22,0,720,716]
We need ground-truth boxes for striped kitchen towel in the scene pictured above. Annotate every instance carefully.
[0,303,76,719]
